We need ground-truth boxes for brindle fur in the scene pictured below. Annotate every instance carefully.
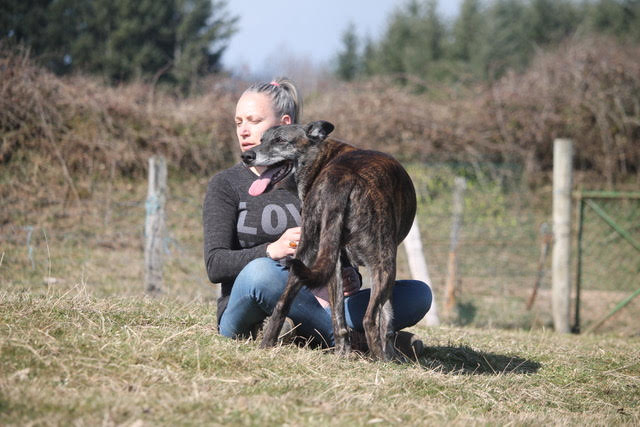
[241,121,416,360]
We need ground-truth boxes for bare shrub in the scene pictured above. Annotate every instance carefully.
[0,44,240,181]
[2,35,638,205]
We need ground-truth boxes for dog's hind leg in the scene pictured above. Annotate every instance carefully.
[380,298,395,360]
[329,255,350,355]
[260,274,305,348]
[363,263,396,361]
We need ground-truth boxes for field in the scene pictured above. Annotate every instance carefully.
[2,174,639,425]
[2,40,639,424]
[1,288,639,425]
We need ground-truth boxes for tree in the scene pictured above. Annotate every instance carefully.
[451,0,484,62]
[369,0,446,82]
[586,0,640,42]
[335,22,361,81]
[480,0,532,78]
[0,0,237,88]
[526,0,581,47]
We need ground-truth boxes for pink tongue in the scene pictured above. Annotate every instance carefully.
[248,167,279,196]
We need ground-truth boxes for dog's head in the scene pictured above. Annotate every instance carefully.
[241,120,334,196]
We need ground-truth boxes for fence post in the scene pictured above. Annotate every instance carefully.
[552,139,572,333]
[145,155,167,295]
[403,218,440,326]
[444,176,466,317]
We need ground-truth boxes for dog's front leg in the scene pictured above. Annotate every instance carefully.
[329,265,350,355]
[260,275,303,348]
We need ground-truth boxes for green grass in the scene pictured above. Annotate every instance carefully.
[1,288,638,425]
[2,171,639,425]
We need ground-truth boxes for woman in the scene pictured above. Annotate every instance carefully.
[203,77,432,355]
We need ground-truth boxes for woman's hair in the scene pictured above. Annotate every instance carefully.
[244,77,302,124]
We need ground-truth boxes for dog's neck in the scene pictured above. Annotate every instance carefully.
[294,139,357,202]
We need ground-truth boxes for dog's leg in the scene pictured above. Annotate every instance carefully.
[260,274,304,348]
[329,255,350,355]
[380,297,395,360]
[363,262,396,361]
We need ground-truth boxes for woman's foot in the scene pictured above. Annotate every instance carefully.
[251,317,298,344]
[393,330,425,360]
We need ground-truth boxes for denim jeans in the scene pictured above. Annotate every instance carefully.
[218,257,432,347]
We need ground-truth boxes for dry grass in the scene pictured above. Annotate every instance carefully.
[1,175,639,425]
[2,36,640,425]
[1,287,639,425]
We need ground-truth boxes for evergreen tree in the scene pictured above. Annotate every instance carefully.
[1,0,237,88]
[335,22,361,81]
[481,0,531,78]
[586,0,640,41]
[526,0,581,46]
[451,0,484,62]
[369,0,446,82]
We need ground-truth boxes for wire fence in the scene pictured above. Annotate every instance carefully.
[403,162,548,329]
[1,162,637,334]
[575,193,640,334]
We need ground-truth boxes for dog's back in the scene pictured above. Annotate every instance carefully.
[291,138,416,287]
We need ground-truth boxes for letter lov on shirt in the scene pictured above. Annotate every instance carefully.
[236,201,301,247]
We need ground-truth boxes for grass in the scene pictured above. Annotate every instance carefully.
[1,171,639,425]
[1,288,639,425]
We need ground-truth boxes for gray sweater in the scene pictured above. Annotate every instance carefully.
[203,162,301,322]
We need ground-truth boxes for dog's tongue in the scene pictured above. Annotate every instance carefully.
[248,166,279,196]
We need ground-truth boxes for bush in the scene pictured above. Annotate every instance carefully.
[1,35,639,208]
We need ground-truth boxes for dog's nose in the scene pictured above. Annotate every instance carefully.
[241,150,256,164]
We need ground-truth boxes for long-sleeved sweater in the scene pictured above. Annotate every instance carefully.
[203,162,301,323]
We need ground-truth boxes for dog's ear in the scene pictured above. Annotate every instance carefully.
[304,120,334,141]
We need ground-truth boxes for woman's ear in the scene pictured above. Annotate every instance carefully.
[280,114,292,125]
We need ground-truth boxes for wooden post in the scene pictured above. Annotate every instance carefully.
[552,139,572,333]
[145,156,167,294]
[403,218,440,326]
[444,177,466,317]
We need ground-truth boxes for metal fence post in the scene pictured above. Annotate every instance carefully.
[552,139,573,333]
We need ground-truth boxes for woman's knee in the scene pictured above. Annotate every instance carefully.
[394,280,433,322]
[233,257,288,298]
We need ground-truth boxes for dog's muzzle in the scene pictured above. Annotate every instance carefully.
[241,150,256,165]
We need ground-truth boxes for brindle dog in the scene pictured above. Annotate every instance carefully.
[241,121,416,360]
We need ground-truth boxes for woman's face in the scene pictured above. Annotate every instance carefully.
[235,91,289,152]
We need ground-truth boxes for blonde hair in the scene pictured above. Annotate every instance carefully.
[244,77,303,124]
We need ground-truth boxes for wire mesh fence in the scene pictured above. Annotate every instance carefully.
[575,192,640,334]
[402,162,549,329]
[1,162,637,334]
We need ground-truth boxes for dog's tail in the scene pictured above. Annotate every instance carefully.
[289,181,353,289]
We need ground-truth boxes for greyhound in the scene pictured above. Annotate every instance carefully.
[241,120,416,360]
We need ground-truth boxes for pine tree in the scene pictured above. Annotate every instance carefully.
[335,22,361,81]
[1,0,237,88]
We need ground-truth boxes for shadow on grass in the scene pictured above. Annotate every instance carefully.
[419,345,541,375]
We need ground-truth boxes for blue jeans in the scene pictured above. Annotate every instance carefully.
[219,258,432,347]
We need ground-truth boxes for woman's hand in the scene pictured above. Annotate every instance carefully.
[266,227,301,260]
[341,266,362,296]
